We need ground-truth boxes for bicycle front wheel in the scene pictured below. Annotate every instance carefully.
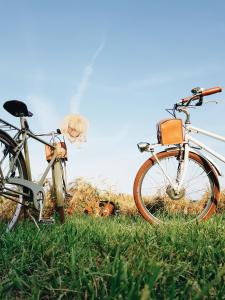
[0,131,28,231]
[133,150,219,225]
[52,159,65,224]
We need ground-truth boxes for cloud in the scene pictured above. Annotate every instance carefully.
[28,95,60,132]
[92,64,223,94]
[70,42,105,113]
[91,74,173,94]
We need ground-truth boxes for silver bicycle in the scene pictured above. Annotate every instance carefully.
[134,86,223,224]
[0,100,68,231]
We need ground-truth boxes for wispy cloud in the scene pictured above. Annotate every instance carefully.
[91,75,172,94]
[92,64,223,94]
[28,95,60,132]
[70,42,105,113]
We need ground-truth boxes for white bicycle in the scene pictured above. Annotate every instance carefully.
[133,86,223,224]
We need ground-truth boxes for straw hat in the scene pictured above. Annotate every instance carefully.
[60,114,89,143]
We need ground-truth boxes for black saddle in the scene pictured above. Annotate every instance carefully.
[3,100,33,117]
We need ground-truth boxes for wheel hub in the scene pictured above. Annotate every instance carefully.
[166,185,185,200]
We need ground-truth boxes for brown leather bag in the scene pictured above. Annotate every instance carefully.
[45,142,67,161]
[157,119,183,145]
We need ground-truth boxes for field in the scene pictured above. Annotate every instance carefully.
[0,179,225,299]
[0,214,225,299]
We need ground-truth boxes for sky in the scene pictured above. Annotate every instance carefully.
[0,0,225,193]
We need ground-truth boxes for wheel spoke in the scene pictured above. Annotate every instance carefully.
[134,151,217,224]
[0,134,27,231]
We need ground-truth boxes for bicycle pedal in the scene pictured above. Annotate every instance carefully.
[38,218,55,225]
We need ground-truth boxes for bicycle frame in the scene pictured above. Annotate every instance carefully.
[175,124,225,192]
[186,125,225,162]
[0,117,66,208]
[149,109,225,194]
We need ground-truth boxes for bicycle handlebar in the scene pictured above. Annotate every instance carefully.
[180,86,223,105]
[32,129,61,137]
[167,86,223,117]
[201,86,222,96]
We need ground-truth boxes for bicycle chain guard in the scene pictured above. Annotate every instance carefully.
[7,177,45,210]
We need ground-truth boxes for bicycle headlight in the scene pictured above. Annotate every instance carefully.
[137,142,150,152]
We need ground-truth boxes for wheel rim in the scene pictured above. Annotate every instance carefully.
[136,151,216,224]
[0,139,25,231]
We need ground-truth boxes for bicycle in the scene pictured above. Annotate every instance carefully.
[0,100,68,231]
[133,86,224,224]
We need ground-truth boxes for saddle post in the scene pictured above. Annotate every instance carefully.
[20,116,32,181]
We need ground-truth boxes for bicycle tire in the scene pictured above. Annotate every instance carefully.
[133,150,219,225]
[52,159,65,223]
[0,130,28,231]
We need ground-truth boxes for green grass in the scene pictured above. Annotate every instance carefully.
[0,215,225,299]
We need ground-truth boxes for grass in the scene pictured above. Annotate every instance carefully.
[1,178,225,298]
[0,214,225,299]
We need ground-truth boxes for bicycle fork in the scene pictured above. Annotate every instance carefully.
[52,159,65,223]
[152,144,189,197]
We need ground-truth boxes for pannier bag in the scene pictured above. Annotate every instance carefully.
[45,142,67,161]
[157,118,183,145]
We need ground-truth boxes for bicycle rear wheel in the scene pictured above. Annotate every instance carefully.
[0,131,28,231]
[133,150,219,225]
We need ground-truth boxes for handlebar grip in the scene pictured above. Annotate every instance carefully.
[201,86,222,96]
[181,95,198,103]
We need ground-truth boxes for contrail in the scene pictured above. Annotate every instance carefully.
[70,42,105,113]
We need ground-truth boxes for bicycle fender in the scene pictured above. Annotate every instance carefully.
[190,148,222,177]
[0,129,17,146]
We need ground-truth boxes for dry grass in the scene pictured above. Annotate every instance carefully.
[44,177,127,217]
[59,178,225,216]
[1,178,225,221]
[0,197,18,220]
[218,189,225,212]
[65,178,139,216]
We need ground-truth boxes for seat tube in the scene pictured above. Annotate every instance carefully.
[20,117,32,181]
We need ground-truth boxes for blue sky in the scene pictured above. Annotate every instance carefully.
[0,0,225,192]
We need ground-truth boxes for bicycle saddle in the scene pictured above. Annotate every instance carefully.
[3,100,33,117]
